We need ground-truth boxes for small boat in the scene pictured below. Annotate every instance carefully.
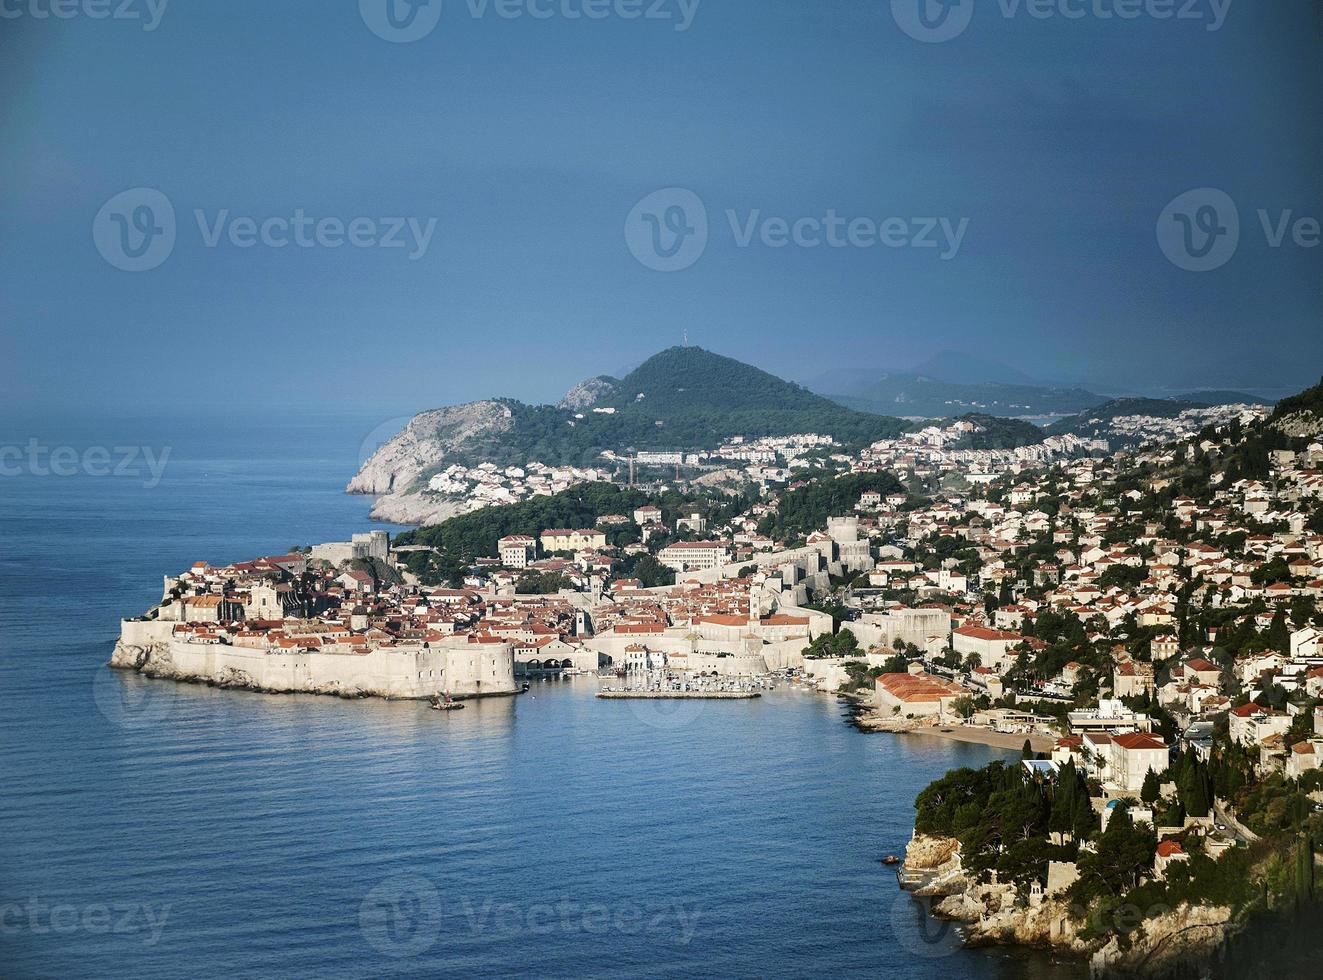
[882,855,900,866]
[430,696,465,711]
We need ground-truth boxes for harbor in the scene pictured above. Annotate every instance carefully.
[597,669,769,699]
[597,690,760,700]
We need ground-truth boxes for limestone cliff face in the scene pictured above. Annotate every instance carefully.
[346,400,515,523]
[556,376,617,411]
[900,834,1233,977]
[348,400,514,495]
[903,834,962,876]
[360,493,468,527]
[1088,904,1232,978]
[1272,410,1323,439]
[109,637,170,671]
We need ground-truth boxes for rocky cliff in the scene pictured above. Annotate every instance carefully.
[900,834,1233,978]
[902,833,962,878]
[1268,376,1323,438]
[556,375,617,411]
[1272,410,1323,439]
[109,636,169,672]
[346,401,515,522]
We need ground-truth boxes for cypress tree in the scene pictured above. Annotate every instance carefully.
[1268,608,1290,655]
[1141,768,1162,805]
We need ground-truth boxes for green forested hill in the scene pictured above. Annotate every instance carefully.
[758,472,905,540]
[945,413,1044,449]
[1270,377,1323,420]
[441,347,908,469]
[601,346,843,414]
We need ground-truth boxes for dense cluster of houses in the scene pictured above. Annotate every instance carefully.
[140,396,1323,804]
[425,461,613,513]
[853,421,1323,802]
[854,418,1106,482]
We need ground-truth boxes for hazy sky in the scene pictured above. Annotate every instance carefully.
[3,0,1321,416]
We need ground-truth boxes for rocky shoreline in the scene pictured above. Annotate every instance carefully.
[898,833,1233,978]
[359,491,463,526]
[346,401,515,525]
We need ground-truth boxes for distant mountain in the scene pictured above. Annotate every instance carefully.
[911,350,1041,387]
[821,372,1106,420]
[349,347,908,523]
[560,346,908,450]
[1179,390,1275,408]
[807,348,1108,419]
[599,346,845,416]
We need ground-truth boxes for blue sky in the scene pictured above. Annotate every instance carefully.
[3,0,1320,416]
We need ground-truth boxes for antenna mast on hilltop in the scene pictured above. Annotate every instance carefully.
[682,328,688,347]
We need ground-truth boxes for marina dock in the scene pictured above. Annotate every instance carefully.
[596,690,761,700]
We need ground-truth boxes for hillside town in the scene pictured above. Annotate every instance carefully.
[397,404,1274,520]
[113,386,1323,973]
[116,396,1323,743]
[425,461,614,512]
[1074,402,1273,446]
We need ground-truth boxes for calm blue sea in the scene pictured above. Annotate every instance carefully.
[0,412,1084,979]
